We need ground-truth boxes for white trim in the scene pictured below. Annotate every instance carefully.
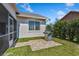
[0,31,16,38]
[8,15,15,47]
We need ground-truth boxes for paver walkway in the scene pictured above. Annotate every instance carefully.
[15,39,62,51]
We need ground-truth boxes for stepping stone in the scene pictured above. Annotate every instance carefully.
[15,39,62,51]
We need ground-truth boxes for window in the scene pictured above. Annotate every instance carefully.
[29,21,34,30]
[35,22,40,30]
[29,21,40,30]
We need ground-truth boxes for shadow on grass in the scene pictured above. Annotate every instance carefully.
[55,37,79,44]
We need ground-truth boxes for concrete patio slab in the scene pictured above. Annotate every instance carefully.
[15,39,62,51]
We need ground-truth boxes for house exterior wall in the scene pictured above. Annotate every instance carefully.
[17,18,46,38]
[61,12,79,21]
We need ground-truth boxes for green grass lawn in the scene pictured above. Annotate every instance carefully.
[16,36,44,42]
[4,38,79,56]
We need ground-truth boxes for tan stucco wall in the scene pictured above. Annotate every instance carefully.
[40,25,46,31]
[17,18,46,38]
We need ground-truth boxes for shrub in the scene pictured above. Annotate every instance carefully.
[53,19,79,43]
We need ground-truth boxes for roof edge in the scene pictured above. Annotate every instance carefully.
[16,12,49,20]
[61,11,79,20]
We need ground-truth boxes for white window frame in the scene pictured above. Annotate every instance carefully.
[29,20,40,31]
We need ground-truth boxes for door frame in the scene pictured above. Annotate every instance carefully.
[8,15,14,47]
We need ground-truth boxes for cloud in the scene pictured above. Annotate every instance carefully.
[66,8,70,11]
[21,3,33,12]
[65,3,75,12]
[66,3,75,7]
[66,7,79,12]
[57,10,66,19]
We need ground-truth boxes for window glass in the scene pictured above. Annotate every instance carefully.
[29,21,34,30]
[29,21,40,30]
[35,22,40,30]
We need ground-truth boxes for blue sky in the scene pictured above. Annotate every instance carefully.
[16,3,79,24]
